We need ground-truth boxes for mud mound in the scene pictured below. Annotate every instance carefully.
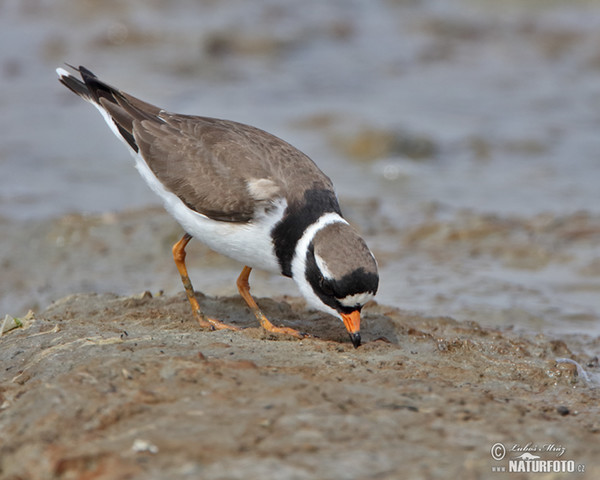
[1,292,599,479]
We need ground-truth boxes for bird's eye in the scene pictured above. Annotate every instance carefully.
[319,276,334,297]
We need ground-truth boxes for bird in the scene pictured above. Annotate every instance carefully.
[56,65,378,348]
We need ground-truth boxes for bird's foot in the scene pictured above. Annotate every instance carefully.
[193,310,240,332]
[265,325,312,339]
[256,312,311,339]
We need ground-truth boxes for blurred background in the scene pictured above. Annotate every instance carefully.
[1,0,599,337]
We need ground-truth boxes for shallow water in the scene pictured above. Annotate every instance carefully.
[1,0,599,336]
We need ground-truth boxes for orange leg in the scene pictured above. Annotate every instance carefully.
[172,233,239,331]
[236,266,308,339]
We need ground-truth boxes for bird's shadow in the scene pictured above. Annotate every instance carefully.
[197,293,401,347]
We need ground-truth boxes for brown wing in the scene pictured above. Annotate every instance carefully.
[60,66,335,223]
[132,114,334,222]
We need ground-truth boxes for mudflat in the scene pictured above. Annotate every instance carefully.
[1,286,599,479]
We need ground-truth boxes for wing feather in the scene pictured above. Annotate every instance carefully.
[58,65,335,223]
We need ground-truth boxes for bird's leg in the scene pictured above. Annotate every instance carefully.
[172,233,239,331]
[236,266,307,339]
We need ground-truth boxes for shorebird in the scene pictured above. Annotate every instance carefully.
[56,65,378,347]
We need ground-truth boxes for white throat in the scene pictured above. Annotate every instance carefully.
[290,212,348,316]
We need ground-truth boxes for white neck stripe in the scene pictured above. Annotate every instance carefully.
[293,212,347,268]
[290,212,347,317]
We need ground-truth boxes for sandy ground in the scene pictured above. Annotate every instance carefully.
[1,293,599,479]
[1,209,600,479]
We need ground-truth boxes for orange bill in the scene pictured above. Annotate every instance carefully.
[341,310,361,348]
[341,310,361,334]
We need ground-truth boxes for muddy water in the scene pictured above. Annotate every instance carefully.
[1,0,599,337]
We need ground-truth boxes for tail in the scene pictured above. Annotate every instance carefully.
[56,64,96,101]
[56,65,162,153]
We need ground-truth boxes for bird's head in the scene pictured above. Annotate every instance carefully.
[292,216,379,348]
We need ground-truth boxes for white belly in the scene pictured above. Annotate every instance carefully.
[132,151,284,273]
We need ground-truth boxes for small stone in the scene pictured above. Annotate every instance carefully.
[556,405,570,416]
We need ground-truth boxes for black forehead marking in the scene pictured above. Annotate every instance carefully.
[305,242,379,314]
[336,268,379,298]
[271,188,341,277]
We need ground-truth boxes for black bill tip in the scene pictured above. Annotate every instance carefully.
[349,332,361,349]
